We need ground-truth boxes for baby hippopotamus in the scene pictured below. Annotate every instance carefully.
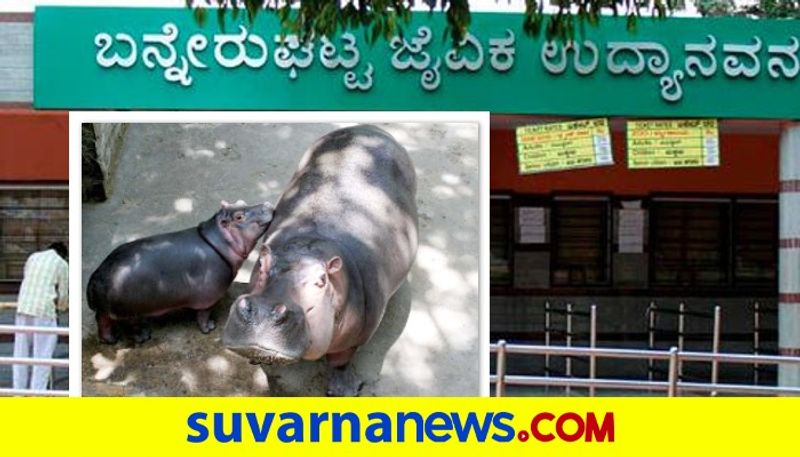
[87,200,274,344]
[223,125,418,396]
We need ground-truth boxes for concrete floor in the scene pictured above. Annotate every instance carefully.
[82,122,480,396]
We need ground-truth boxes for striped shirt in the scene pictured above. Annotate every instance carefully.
[16,249,69,319]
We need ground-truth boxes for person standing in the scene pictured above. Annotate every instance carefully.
[12,242,68,391]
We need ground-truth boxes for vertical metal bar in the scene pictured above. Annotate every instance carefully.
[589,304,597,397]
[496,340,507,398]
[566,303,573,396]
[754,301,760,385]
[648,301,657,382]
[544,301,551,379]
[678,302,685,380]
[667,346,680,397]
[711,305,721,396]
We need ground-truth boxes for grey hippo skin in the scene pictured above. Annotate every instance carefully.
[223,125,418,396]
[87,201,274,344]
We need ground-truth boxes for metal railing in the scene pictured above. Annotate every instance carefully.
[0,324,69,397]
[646,303,723,391]
[543,303,597,396]
[491,341,800,397]
[535,300,778,385]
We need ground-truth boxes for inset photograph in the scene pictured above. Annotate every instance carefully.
[0,112,69,396]
[81,118,480,396]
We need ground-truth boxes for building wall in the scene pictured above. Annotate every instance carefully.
[0,109,68,181]
[491,128,779,195]
[0,15,32,103]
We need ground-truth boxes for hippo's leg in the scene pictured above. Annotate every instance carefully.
[326,347,363,397]
[95,311,118,345]
[130,320,152,344]
[196,308,216,334]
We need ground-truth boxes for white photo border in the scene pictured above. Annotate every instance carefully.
[68,110,491,397]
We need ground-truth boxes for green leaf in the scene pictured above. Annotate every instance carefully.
[192,7,207,27]
[627,13,638,32]
[217,7,225,32]
[370,21,382,43]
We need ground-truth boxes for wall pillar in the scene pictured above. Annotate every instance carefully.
[779,123,800,386]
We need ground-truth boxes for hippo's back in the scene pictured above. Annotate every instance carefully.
[268,125,418,301]
[87,227,233,317]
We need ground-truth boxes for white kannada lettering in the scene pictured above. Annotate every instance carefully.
[186,34,208,69]
[420,57,442,91]
[723,37,762,78]
[214,25,268,68]
[320,33,360,70]
[274,34,314,80]
[489,29,515,72]
[95,32,137,68]
[445,33,484,72]
[659,69,685,102]
[541,40,599,75]
[684,35,717,78]
[164,56,192,87]
[541,41,567,74]
[767,36,799,79]
[573,41,599,75]
[606,42,670,75]
[142,22,178,70]
[390,26,432,71]
[344,63,374,91]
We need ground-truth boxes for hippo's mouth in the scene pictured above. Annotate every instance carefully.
[226,345,300,366]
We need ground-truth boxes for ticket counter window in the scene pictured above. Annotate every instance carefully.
[733,201,778,287]
[551,199,610,286]
[650,198,777,290]
[0,187,68,283]
[491,197,512,286]
[651,200,730,287]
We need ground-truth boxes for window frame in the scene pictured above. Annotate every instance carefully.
[0,183,69,294]
[549,194,612,287]
[491,192,778,296]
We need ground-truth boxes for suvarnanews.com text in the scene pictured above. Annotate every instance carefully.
[186,411,615,444]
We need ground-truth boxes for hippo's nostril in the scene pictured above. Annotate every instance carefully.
[237,298,253,322]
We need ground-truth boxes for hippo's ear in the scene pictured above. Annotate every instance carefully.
[221,200,230,208]
[218,212,231,228]
[315,256,342,288]
[326,256,343,274]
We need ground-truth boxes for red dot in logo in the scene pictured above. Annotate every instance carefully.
[517,430,529,442]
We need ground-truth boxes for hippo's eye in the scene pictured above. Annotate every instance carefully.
[234,213,244,222]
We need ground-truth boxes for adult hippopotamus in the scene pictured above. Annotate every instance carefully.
[87,200,274,344]
[223,125,418,396]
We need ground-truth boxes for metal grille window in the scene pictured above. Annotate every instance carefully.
[651,199,729,287]
[734,200,777,286]
[551,198,609,286]
[0,187,68,283]
[490,196,512,286]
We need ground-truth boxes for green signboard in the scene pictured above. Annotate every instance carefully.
[34,7,800,118]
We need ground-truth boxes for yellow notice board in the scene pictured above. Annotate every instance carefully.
[516,119,613,174]
[627,119,720,169]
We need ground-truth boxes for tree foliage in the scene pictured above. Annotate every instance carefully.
[189,0,800,45]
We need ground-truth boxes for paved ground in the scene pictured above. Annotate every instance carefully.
[82,122,480,396]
